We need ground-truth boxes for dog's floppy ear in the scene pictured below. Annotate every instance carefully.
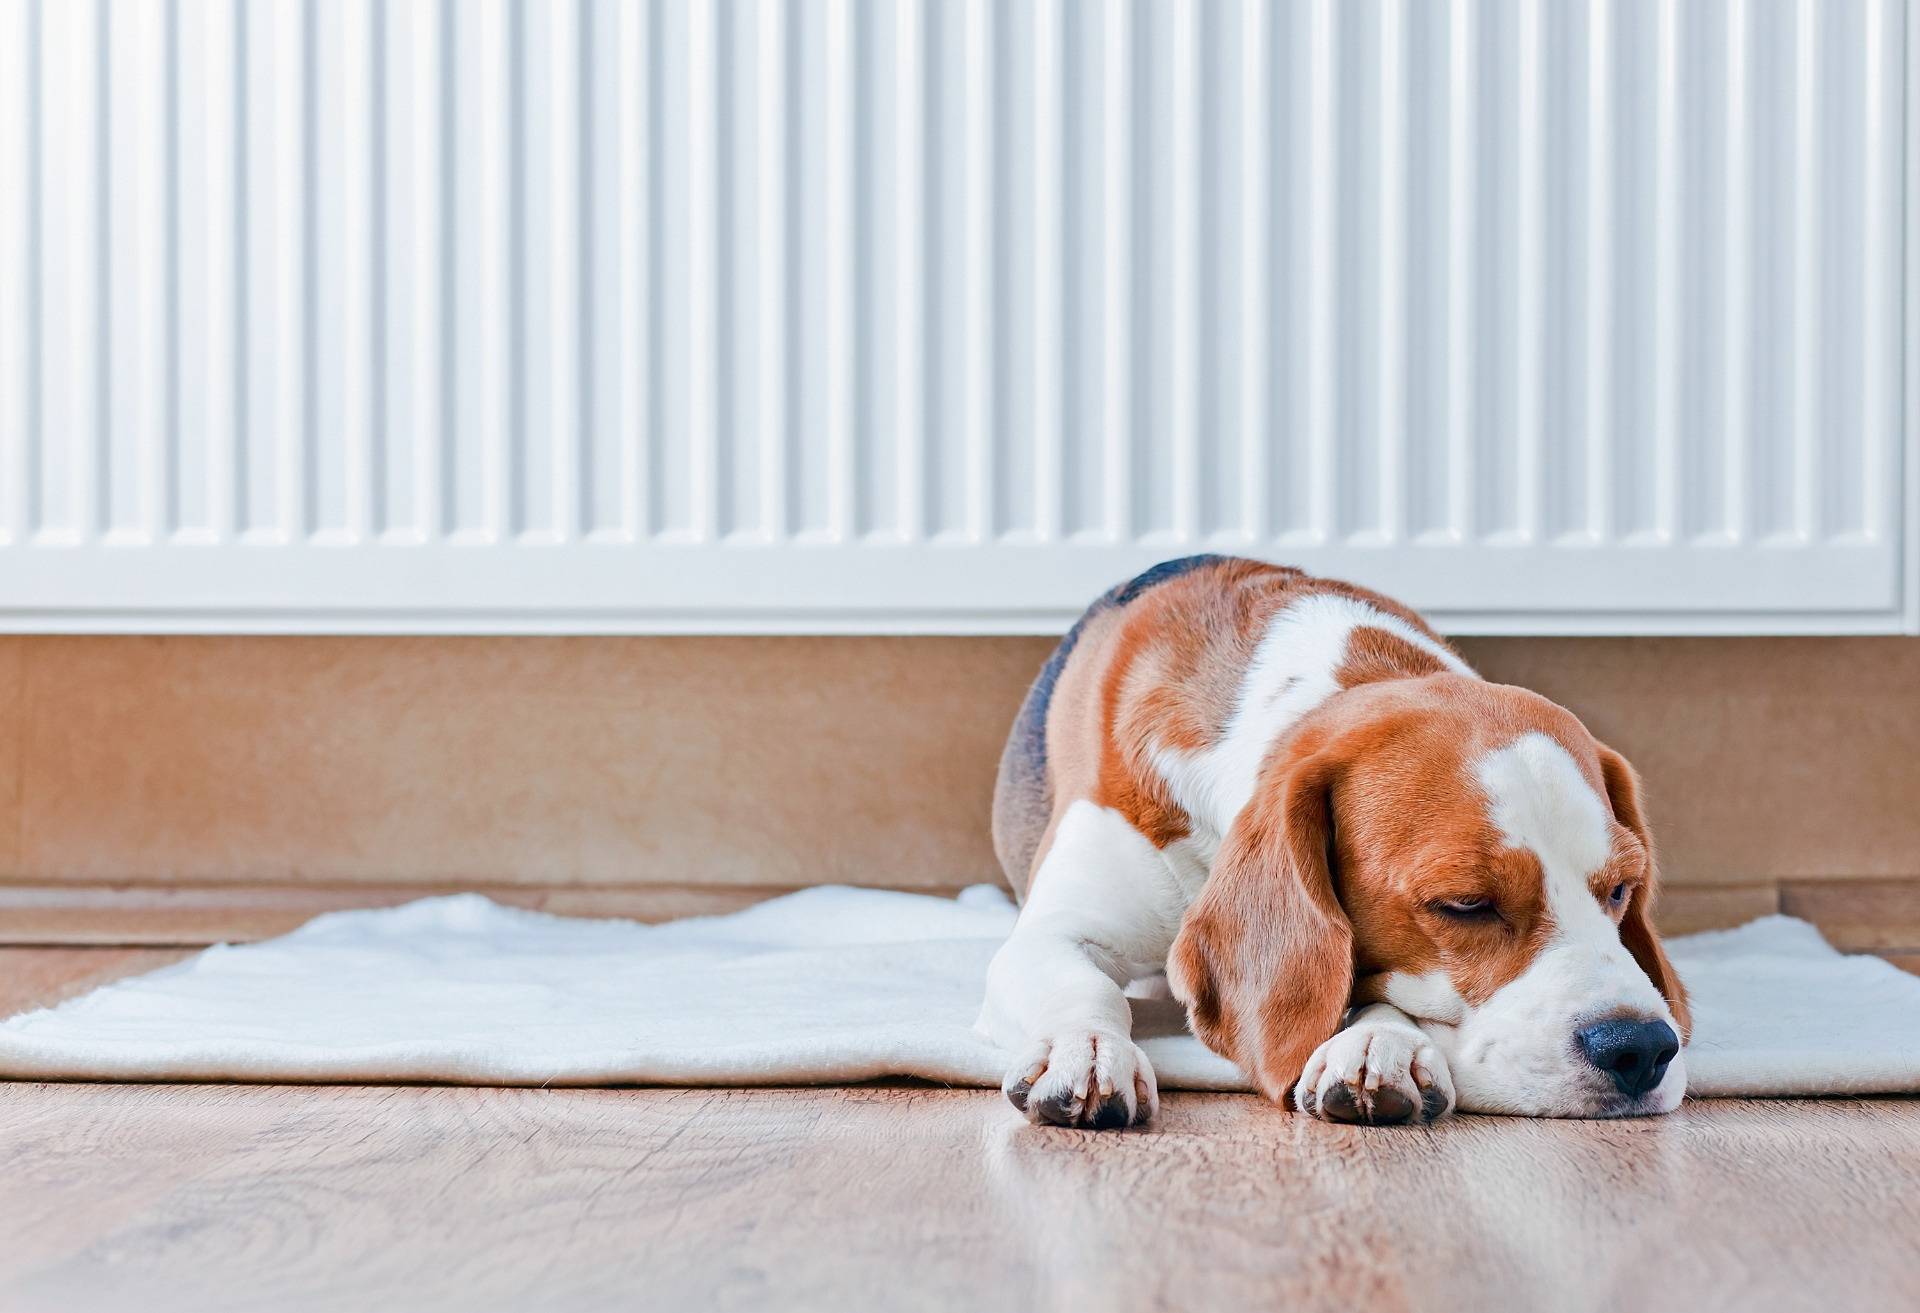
[1168,744,1353,1104]
[1598,744,1691,1040]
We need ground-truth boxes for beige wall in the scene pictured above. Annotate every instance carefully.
[2,635,1917,956]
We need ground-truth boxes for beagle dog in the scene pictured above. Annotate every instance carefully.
[980,555,1689,1129]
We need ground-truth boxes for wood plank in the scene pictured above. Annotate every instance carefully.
[9,635,1048,892]
[1649,881,1779,935]
[0,640,21,879]
[9,633,1920,899]
[0,947,191,1015]
[1778,878,1920,955]
[0,1081,1914,1311]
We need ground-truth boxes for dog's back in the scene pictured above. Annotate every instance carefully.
[992,555,1347,899]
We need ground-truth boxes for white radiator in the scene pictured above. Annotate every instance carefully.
[0,0,1910,634]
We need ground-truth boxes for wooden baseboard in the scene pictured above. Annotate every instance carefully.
[1648,884,1782,937]
[5,878,1917,974]
[1653,880,1920,969]
[8,635,1920,900]
[1777,881,1920,956]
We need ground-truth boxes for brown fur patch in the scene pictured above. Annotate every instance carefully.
[1334,626,1448,689]
[1088,559,1329,845]
[1168,744,1352,1101]
[1113,559,1282,754]
[1598,744,1692,1036]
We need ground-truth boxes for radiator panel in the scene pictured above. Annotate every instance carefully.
[0,0,1907,632]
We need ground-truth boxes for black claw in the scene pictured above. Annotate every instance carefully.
[1032,1090,1080,1126]
[1005,1079,1033,1112]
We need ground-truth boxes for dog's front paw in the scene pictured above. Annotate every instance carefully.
[1003,1030,1159,1130]
[1294,1019,1455,1125]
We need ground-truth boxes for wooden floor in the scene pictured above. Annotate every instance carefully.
[3,954,1919,1312]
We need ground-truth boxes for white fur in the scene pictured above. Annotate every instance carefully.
[1371,969,1468,1025]
[1153,592,1472,839]
[1405,733,1688,1116]
[977,801,1186,1125]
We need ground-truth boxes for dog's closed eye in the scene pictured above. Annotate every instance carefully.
[1433,896,1499,921]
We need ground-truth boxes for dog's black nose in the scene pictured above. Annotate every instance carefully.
[1576,1018,1680,1098]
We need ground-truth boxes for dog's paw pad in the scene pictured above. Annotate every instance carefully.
[1002,1031,1158,1130]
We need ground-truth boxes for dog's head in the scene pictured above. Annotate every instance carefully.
[1168,675,1689,1118]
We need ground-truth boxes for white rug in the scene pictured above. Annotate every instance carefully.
[3,885,1918,1097]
